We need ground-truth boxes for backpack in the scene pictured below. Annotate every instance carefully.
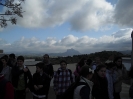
[61,81,90,99]
[0,79,8,99]
[57,69,73,83]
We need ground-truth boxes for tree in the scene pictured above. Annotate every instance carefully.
[0,0,24,28]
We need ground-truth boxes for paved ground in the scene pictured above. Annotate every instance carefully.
[26,83,130,99]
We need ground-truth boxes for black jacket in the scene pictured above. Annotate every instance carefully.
[43,63,54,80]
[32,72,49,95]
[92,74,109,99]
[11,66,32,90]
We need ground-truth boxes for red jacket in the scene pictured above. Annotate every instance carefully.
[0,75,14,99]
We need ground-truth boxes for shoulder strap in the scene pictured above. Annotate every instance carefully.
[68,69,73,83]
[77,82,88,86]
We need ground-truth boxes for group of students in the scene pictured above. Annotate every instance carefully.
[0,54,54,99]
[0,53,132,99]
[53,56,130,99]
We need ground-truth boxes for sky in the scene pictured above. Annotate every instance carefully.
[0,0,133,54]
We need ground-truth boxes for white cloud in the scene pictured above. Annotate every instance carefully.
[0,0,133,31]
[0,28,132,54]
[0,0,113,31]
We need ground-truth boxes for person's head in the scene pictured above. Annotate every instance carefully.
[4,55,8,61]
[43,54,49,63]
[80,66,94,80]
[78,58,86,67]
[106,62,117,73]
[113,56,122,68]
[95,57,101,65]
[60,60,67,70]
[17,56,24,67]
[0,60,3,73]
[9,53,15,60]
[95,64,106,78]
[86,59,92,66]
[36,62,44,73]
[1,56,7,66]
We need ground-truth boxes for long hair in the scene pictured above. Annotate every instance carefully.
[91,64,106,85]
[113,56,122,69]
[0,60,3,73]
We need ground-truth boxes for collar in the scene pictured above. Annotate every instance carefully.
[80,76,94,87]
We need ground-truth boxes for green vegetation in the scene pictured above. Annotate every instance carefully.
[24,50,130,64]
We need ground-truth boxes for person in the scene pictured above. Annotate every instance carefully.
[86,59,93,66]
[92,57,102,70]
[106,62,117,99]
[113,56,127,99]
[32,62,49,99]
[0,61,14,99]
[11,55,32,99]
[129,66,133,99]
[42,54,54,99]
[53,60,74,99]
[74,58,86,79]
[73,66,94,99]
[8,53,16,67]
[1,56,12,81]
[91,64,109,99]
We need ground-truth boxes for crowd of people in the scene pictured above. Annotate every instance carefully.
[0,53,133,99]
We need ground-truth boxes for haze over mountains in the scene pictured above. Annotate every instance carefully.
[6,48,81,56]
[4,48,131,57]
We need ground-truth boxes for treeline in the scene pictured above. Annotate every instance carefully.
[23,51,131,64]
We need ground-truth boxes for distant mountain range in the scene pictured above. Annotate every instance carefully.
[6,48,81,57]
[48,48,81,57]
[4,49,131,57]
[119,50,131,55]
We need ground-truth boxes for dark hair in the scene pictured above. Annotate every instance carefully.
[86,59,92,65]
[9,53,15,59]
[79,66,93,78]
[105,62,116,69]
[95,64,106,72]
[78,58,86,67]
[113,56,122,69]
[113,56,122,63]
[0,60,3,72]
[36,62,44,69]
[43,54,49,58]
[60,60,67,65]
[17,56,24,62]
[1,56,8,62]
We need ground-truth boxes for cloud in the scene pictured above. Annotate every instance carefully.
[2,0,113,31]
[0,28,132,54]
[114,0,133,27]
[0,0,133,31]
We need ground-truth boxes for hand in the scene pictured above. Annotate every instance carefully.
[34,85,39,91]
[23,68,28,72]
[38,85,43,88]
